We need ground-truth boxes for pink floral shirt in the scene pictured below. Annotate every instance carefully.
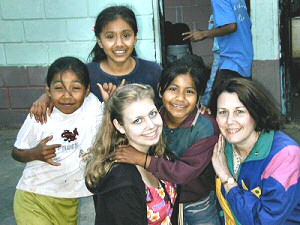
[146,180,177,225]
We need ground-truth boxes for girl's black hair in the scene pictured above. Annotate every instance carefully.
[46,56,90,89]
[159,54,210,102]
[88,5,138,62]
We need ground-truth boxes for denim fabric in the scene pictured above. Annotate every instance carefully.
[201,51,220,107]
[183,191,221,225]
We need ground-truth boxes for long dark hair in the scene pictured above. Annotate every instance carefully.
[88,5,138,62]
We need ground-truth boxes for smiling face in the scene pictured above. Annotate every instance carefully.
[113,98,163,153]
[97,17,137,65]
[162,73,198,128]
[46,70,89,114]
[216,92,258,150]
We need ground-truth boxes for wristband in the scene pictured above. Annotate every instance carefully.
[143,152,149,169]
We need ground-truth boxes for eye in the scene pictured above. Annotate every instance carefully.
[168,86,177,91]
[123,33,132,38]
[149,110,158,118]
[72,86,83,91]
[54,85,63,90]
[133,118,142,124]
[106,34,114,39]
[186,89,195,94]
[236,109,244,114]
[217,110,227,115]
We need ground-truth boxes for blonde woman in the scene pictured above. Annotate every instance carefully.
[85,84,177,225]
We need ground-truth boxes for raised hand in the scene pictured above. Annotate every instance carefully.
[97,79,126,102]
[212,134,231,181]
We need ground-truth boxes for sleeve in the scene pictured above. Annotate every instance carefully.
[226,145,300,225]
[212,0,236,28]
[14,114,41,149]
[103,186,147,225]
[148,135,218,185]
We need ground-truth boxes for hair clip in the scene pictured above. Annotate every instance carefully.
[91,26,96,31]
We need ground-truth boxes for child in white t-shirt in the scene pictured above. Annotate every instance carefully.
[12,56,104,225]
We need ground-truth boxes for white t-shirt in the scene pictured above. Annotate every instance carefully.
[15,93,104,198]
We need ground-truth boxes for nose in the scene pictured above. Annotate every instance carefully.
[115,35,123,46]
[63,89,72,98]
[176,91,185,101]
[226,112,235,124]
[145,117,155,129]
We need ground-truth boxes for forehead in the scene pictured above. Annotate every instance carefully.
[122,98,155,120]
[52,71,80,83]
[217,92,244,108]
[103,18,133,32]
[171,73,195,87]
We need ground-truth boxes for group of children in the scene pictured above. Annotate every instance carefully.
[12,4,300,225]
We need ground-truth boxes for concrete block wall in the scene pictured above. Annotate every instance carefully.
[0,0,159,128]
[164,0,214,65]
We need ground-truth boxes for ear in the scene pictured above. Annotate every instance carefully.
[97,38,103,48]
[134,35,138,46]
[45,85,51,98]
[113,119,125,134]
[158,85,162,98]
[85,85,90,97]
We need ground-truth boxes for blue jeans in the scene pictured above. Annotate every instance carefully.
[183,191,221,225]
[201,51,220,106]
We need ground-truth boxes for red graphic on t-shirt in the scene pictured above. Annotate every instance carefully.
[61,128,78,142]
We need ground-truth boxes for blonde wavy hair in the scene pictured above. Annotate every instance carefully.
[85,83,166,188]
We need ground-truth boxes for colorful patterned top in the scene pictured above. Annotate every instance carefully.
[146,181,177,225]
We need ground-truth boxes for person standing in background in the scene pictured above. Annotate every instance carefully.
[183,0,253,88]
[200,14,220,112]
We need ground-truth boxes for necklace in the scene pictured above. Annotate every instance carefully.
[232,131,261,178]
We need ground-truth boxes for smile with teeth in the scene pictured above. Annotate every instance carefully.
[114,50,126,54]
[226,128,241,133]
[143,130,158,137]
[171,103,186,108]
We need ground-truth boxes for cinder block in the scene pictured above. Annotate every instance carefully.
[0,66,28,87]
[24,20,67,42]
[48,42,94,64]
[137,15,154,40]
[0,88,9,109]
[67,19,95,41]
[182,6,209,23]
[1,0,44,19]
[0,109,28,128]
[6,44,48,65]
[164,0,182,7]
[88,0,122,17]
[44,0,88,18]
[10,87,45,108]
[164,8,177,23]
[0,21,24,42]
[0,45,6,65]
[132,0,152,15]
[28,66,48,86]
[136,40,155,62]
[195,0,211,7]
